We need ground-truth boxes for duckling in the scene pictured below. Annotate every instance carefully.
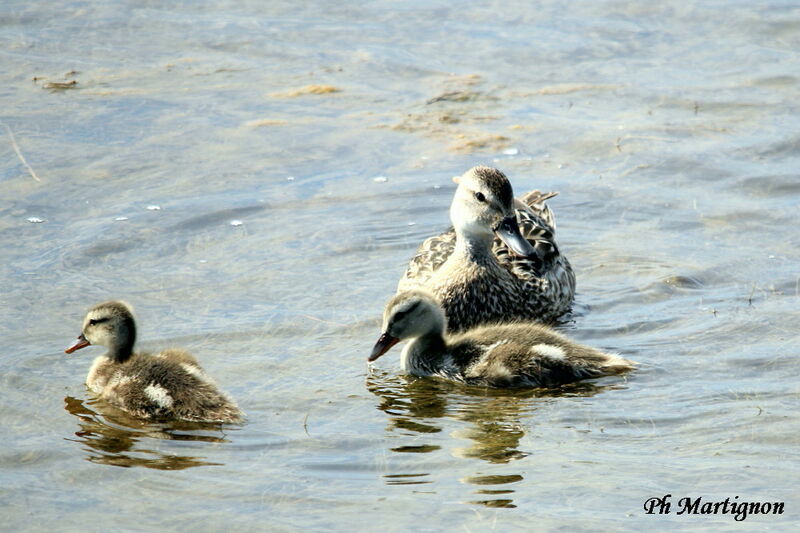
[369,291,633,388]
[65,301,244,424]
[398,166,575,332]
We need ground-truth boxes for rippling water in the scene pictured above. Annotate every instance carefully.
[1,0,798,530]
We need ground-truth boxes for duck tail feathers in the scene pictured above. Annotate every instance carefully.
[516,190,558,231]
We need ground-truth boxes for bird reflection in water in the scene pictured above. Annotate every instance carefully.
[366,368,623,508]
[64,396,231,469]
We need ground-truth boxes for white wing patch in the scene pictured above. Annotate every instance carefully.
[107,374,133,388]
[486,360,512,379]
[181,363,214,385]
[144,383,174,409]
[464,341,514,380]
[531,343,566,361]
[483,340,510,354]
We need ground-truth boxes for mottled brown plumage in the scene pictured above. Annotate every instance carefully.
[370,291,633,388]
[398,166,575,332]
[65,301,244,424]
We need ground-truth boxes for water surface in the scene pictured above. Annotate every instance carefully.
[1,1,798,531]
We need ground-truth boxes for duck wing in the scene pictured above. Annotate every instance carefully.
[396,229,456,291]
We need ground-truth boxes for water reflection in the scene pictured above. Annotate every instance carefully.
[64,396,230,470]
[463,474,524,508]
[383,473,432,486]
[366,369,623,508]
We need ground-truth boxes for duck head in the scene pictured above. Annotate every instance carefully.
[450,166,536,257]
[65,301,137,361]
[369,291,446,362]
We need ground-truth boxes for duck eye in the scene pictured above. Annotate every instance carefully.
[474,191,486,202]
[89,318,108,326]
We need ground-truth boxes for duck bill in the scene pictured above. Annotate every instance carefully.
[494,216,536,258]
[369,333,400,362]
[65,334,90,354]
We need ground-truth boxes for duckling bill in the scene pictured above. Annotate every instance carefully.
[65,301,244,424]
[370,291,635,389]
[370,333,400,361]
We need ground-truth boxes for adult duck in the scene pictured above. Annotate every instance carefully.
[397,166,575,332]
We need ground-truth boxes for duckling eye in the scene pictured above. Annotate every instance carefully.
[89,318,109,326]
[474,191,486,203]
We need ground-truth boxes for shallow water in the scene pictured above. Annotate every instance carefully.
[1,0,799,530]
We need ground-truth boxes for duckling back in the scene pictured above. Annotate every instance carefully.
[453,323,634,388]
[90,351,244,424]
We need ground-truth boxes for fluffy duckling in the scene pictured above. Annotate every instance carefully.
[370,291,634,388]
[397,166,575,333]
[65,301,244,424]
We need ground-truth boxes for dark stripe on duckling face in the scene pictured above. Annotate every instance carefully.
[390,300,421,324]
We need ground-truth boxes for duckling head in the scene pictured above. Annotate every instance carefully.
[369,290,446,362]
[65,301,137,360]
[450,166,536,257]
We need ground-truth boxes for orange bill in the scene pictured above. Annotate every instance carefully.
[65,334,90,354]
